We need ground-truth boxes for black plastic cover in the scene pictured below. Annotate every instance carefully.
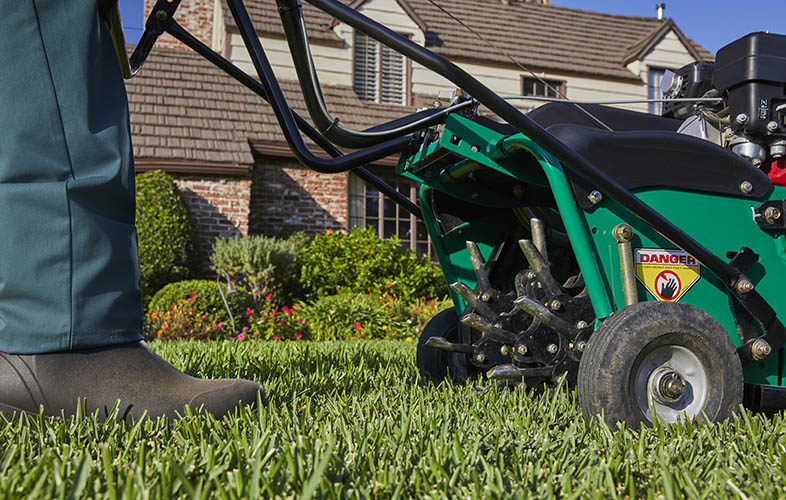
[546,124,772,209]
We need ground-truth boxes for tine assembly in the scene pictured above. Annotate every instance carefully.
[424,337,475,354]
[466,241,491,290]
[513,296,579,339]
[449,282,497,318]
[460,313,517,344]
[518,239,562,296]
[530,218,549,263]
[487,364,555,380]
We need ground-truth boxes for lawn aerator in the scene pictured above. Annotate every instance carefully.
[128,0,786,427]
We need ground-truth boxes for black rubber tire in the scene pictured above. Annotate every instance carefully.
[416,307,461,381]
[577,302,743,429]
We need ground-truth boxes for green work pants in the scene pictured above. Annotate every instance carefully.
[0,0,143,353]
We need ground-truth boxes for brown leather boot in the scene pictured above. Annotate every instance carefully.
[0,341,266,422]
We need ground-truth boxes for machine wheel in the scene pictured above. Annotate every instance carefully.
[577,301,743,428]
[416,307,465,381]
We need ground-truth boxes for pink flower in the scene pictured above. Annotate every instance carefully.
[273,310,279,316]
[200,315,206,319]
[252,332,259,338]
[265,293,273,301]
[216,321,224,330]
[299,318,306,324]
[273,335,278,340]
[246,308,254,316]
[237,333,246,340]
[225,337,233,342]
[294,332,303,339]
[276,321,282,326]
[242,326,249,331]
[282,306,291,315]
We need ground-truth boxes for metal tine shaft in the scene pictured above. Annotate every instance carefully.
[449,282,496,319]
[513,296,579,338]
[518,239,562,296]
[530,218,548,263]
[466,241,491,290]
[460,313,517,344]
[487,364,525,380]
[424,336,475,354]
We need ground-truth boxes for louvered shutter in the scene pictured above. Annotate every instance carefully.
[380,44,405,105]
[353,32,378,102]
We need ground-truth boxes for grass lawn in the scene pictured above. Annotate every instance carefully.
[2,339,785,498]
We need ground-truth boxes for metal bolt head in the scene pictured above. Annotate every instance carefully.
[546,343,558,354]
[471,192,479,200]
[155,9,168,20]
[525,270,536,280]
[475,353,486,363]
[481,292,493,303]
[772,144,786,158]
[736,278,754,294]
[751,339,772,360]
[736,113,749,125]
[576,320,588,329]
[658,372,685,400]
[470,145,480,153]
[576,341,587,352]
[549,299,562,312]
[740,181,754,194]
[767,121,780,132]
[612,223,633,243]
[765,206,782,224]
[500,345,510,356]
[517,345,528,355]
[587,190,603,205]
[432,100,443,108]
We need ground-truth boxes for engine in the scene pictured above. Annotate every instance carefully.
[663,32,786,170]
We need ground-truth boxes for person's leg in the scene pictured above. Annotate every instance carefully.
[0,0,265,421]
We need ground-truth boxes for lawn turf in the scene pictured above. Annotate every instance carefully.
[0,339,784,498]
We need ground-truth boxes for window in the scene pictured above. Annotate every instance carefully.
[521,77,565,98]
[349,173,433,259]
[353,32,407,105]
[648,68,666,115]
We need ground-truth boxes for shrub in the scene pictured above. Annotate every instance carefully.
[300,292,410,341]
[298,228,446,301]
[237,299,308,342]
[136,170,197,302]
[147,279,254,328]
[210,235,300,304]
[405,296,455,335]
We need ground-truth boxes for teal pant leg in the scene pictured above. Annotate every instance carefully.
[0,0,143,353]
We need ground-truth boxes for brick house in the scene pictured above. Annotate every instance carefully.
[126,0,711,264]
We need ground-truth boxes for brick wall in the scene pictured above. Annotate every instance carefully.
[173,175,251,270]
[249,158,348,235]
[144,0,215,51]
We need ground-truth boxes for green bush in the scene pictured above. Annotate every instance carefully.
[300,292,410,341]
[210,234,300,304]
[147,279,254,327]
[298,228,446,301]
[136,170,197,302]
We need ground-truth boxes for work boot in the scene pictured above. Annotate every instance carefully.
[0,341,266,422]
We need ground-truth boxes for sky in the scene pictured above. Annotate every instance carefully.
[119,0,784,53]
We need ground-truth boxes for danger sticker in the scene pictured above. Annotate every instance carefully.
[634,248,700,302]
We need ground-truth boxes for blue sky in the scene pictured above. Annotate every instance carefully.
[119,0,783,54]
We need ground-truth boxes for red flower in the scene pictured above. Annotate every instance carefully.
[246,308,254,316]
[265,293,273,301]
[168,305,174,313]
[352,322,362,331]
[273,335,279,340]
[294,332,303,340]
[189,294,195,301]
[282,305,291,315]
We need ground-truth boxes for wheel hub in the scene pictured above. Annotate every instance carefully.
[650,368,686,403]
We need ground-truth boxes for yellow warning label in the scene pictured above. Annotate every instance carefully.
[634,248,700,302]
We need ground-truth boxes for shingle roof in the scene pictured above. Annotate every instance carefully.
[126,47,419,165]
[242,0,712,81]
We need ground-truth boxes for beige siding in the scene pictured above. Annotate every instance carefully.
[641,31,698,71]
[211,0,226,53]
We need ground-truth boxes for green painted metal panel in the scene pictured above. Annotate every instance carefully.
[583,187,786,385]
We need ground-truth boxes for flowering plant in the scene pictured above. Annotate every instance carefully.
[147,294,221,340]
[233,293,308,341]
